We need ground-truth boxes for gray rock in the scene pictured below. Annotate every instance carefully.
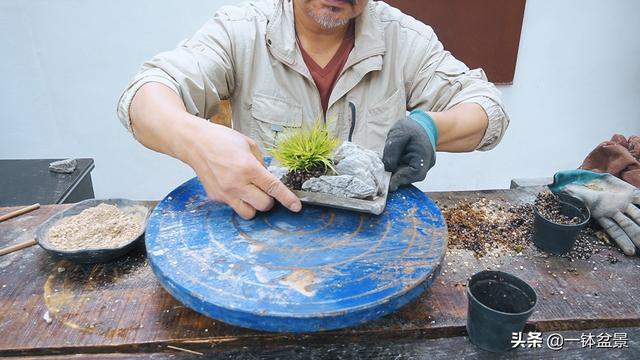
[302,175,377,199]
[333,142,386,195]
[48,159,77,174]
[268,165,289,181]
[291,142,387,200]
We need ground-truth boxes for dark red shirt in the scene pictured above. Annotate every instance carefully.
[298,23,355,115]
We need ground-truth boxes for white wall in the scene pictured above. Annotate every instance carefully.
[1,0,639,200]
[423,0,640,191]
[0,0,222,199]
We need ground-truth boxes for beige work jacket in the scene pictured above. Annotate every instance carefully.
[117,0,509,155]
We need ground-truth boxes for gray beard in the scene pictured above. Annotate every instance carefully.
[307,7,352,29]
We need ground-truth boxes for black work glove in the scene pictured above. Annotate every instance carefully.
[382,109,437,192]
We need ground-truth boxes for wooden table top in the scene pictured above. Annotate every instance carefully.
[1,187,638,358]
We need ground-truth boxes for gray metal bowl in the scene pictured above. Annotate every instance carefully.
[35,198,150,263]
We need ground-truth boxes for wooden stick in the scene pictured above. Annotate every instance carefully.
[167,345,204,356]
[0,203,40,222]
[0,239,37,256]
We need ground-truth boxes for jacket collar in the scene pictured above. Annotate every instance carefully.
[266,0,386,67]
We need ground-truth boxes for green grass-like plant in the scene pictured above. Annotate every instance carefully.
[270,121,340,173]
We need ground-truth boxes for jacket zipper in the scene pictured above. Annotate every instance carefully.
[348,102,356,141]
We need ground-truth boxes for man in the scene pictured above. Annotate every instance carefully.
[117,0,509,219]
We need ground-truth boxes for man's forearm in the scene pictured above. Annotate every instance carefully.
[129,82,204,164]
[428,103,488,152]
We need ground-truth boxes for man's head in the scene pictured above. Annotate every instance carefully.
[296,0,368,30]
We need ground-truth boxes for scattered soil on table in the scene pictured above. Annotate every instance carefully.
[440,192,615,260]
[441,198,533,258]
[47,203,144,251]
[283,164,329,190]
[534,191,583,225]
[566,224,604,261]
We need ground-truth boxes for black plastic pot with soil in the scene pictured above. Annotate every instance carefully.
[466,270,538,353]
[532,192,591,255]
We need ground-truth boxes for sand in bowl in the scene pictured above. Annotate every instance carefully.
[46,203,144,251]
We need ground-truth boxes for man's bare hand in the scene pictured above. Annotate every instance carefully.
[185,122,302,219]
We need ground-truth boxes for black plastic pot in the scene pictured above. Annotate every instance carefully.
[532,194,590,255]
[466,270,537,353]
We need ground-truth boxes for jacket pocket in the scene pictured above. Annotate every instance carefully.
[365,89,405,154]
[251,93,303,151]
